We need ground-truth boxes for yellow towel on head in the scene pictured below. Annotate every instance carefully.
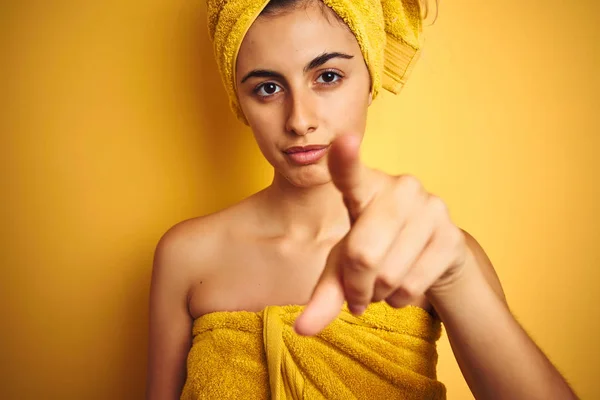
[206,0,424,124]
[181,302,446,399]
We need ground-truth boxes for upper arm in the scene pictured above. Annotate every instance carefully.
[146,225,194,400]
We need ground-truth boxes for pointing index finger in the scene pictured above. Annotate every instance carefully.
[328,134,375,222]
[294,244,345,336]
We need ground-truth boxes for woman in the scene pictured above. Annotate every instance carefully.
[147,0,578,398]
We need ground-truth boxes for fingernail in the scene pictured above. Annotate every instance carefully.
[349,304,367,315]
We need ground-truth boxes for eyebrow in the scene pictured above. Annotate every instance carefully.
[240,52,354,83]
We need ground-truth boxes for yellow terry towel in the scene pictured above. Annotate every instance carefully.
[206,0,424,124]
[181,302,446,399]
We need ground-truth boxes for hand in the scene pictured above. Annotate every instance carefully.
[294,134,468,336]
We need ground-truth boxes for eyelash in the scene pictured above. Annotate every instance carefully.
[253,70,344,98]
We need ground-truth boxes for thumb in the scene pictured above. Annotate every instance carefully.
[328,134,373,222]
[294,244,345,336]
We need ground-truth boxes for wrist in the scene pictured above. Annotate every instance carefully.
[427,247,494,314]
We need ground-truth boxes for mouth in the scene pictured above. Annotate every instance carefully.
[283,144,330,154]
[283,144,330,165]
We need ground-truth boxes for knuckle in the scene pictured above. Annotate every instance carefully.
[345,246,379,272]
[397,281,421,299]
[344,283,370,303]
[371,287,389,303]
[438,225,463,250]
[376,273,397,291]
[397,174,424,197]
[427,195,448,217]
[448,227,465,248]
[385,295,405,308]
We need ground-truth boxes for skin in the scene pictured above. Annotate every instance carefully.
[146,2,578,399]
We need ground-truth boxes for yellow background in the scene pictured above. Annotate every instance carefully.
[2,0,598,398]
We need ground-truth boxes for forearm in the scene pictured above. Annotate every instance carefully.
[429,264,577,399]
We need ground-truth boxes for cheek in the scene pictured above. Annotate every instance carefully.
[322,86,370,134]
[240,95,285,133]
[248,117,283,157]
[250,126,276,154]
[247,122,283,166]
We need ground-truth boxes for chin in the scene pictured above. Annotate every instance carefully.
[281,166,332,188]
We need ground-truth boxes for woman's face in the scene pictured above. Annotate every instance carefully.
[236,1,372,188]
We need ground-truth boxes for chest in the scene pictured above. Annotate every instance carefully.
[188,238,333,318]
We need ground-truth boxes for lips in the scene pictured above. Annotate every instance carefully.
[284,144,330,154]
[283,144,330,165]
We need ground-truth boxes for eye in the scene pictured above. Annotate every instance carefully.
[255,82,282,97]
[316,71,342,84]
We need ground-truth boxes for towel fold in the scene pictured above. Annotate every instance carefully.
[206,0,424,124]
[181,302,446,399]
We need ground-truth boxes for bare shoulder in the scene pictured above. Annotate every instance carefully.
[155,215,221,266]
[152,217,212,289]
[155,206,247,274]
[152,195,261,290]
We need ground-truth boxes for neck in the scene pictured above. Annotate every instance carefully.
[258,171,351,242]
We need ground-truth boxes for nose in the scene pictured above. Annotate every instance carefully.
[285,89,318,136]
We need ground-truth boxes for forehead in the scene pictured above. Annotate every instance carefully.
[236,3,359,72]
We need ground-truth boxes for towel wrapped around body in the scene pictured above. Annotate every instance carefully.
[181,302,446,399]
